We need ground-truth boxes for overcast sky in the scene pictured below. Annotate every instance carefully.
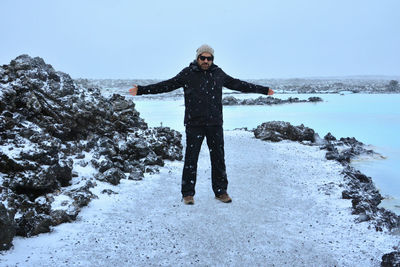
[2,0,399,79]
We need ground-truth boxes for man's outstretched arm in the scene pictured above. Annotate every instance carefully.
[128,70,187,96]
[224,74,274,95]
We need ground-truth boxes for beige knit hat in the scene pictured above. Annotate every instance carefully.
[196,44,214,58]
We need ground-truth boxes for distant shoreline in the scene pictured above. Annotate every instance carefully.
[75,77,400,95]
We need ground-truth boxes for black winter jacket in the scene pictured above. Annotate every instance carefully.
[137,61,271,126]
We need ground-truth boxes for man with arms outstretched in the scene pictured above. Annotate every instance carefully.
[129,44,274,205]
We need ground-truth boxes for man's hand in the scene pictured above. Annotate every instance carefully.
[268,88,274,95]
[129,85,138,96]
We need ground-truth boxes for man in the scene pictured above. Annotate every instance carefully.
[129,44,274,205]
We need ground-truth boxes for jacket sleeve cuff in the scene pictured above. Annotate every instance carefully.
[136,86,144,95]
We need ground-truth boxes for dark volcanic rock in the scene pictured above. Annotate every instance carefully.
[319,132,400,235]
[0,55,183,248]
[49,210,74,226]
[381,251,400,267]
[15,212,52,237]
[0,203,16,250]
[128,169,145,180]
[97,168,126,185]
[341,166,383,216]
[322,134,376,164]
[253,121,315,142]
[222,95,322,105]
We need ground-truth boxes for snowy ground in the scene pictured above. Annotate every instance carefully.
[0,130,397,266]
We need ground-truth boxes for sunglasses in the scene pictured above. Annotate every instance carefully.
[198,55,213,61]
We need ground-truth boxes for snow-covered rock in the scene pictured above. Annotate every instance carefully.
[382,251,400,267]
[253,121,316,142]
[222,95,323,105]
[0,55,183,249]
[0,203,15,250]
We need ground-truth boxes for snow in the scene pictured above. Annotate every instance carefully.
[50,194,74,211]
[0,138,37,160]
[70,151,98,178]
[20,120,43,133]
[0,130,397,266]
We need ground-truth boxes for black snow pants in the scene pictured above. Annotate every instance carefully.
[181,125,228,197]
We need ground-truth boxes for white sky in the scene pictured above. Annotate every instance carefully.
[1,0,399,79]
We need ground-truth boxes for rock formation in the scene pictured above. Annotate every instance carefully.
[222,96,323,105]
[0,55,183,249]
[253,121,316,142]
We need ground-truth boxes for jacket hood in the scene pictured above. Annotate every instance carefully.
[189,60,219,72]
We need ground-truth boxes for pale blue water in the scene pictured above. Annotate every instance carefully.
[132,93,400,214]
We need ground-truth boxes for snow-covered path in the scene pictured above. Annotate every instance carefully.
[0,131,397,266]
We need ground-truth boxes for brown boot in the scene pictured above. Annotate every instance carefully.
[183,196,194,205]
[215,193,232,203]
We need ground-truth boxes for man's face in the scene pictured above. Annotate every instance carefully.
[197,52,213,70]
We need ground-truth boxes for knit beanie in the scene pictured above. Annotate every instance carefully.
[196,44,214,58]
